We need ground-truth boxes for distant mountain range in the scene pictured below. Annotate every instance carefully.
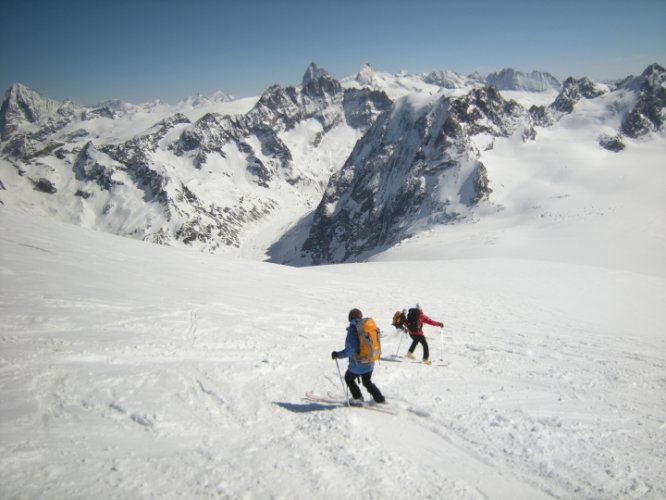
[1,63,664,264]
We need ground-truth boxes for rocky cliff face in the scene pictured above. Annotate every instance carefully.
[485,69,561,92]
[551,77,608,114]
[0,64,392,254]
[541,64,666,151]
[0,84,73,141]
[620,64,666,139]
[293,87,530,264]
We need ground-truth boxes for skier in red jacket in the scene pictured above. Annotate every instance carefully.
[404,304,444,365]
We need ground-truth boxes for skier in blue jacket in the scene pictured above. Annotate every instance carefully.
[331,308,385,405]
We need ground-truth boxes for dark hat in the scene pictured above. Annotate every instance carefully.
[348,308,363,321]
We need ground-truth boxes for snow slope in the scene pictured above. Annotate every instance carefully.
[1,207,664,499]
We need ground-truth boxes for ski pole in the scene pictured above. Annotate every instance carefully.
[395,330,404,356]
[440,329,444,361]
[334,358,351,407]
[440,325,447,361]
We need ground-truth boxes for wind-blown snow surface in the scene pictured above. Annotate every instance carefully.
[1,208,665,499]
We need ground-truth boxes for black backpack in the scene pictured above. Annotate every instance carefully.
[406,308,420,332]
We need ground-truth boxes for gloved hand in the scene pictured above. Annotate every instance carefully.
[438,322,444,328]
[331,351,338,359]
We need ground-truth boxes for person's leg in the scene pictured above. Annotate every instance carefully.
[419,336,430,360]
[407,335,419,357]
[344,370,363,400]
[360,372,385,403]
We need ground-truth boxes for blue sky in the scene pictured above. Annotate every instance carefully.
[1,0,664,105]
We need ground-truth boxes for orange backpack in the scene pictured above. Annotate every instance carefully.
[355,317,381,363]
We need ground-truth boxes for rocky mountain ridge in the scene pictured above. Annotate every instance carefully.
[485,68,561,92]
[290,87,528,264]
[1,63,664,264]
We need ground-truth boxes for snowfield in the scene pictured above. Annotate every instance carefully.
[1,206,665,499]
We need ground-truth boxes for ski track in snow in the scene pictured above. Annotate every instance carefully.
[1,209,665,499]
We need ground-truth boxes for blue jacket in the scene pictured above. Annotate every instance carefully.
[335,318,374,375]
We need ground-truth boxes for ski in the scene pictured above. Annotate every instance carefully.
[325,392,398,415]
[304,392,397,415]
[380,355,449,367]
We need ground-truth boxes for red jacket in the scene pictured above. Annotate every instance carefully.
[406,310,442,336]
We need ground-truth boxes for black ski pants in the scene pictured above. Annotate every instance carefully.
[345,370,384,403]
[408,334,429,360]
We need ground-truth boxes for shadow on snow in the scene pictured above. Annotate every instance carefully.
[274,401,340,414]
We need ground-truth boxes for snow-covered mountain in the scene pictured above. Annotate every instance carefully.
[273,64,665,265]
[0,64,391,256]
[285,87,526,265]
[485,68,561,92]
[422,69,485,89]
[1,63,664,264]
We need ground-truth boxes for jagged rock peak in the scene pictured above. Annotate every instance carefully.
[618,63,666,91]
[177,92,231,108]
[576,77,607,99]
[422,70,473,89]
[300,63,341,100]
[486,68,561,92]
[0,83,66,140]
[4,83,53,103]
[620,63,666,138]
[551,78,581,114]
[301,63,332,86]
[5,83,33,100]
[642,62,666,81]
[1,83,61,122]
[355,63,378,85]
[550,76,607,114]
